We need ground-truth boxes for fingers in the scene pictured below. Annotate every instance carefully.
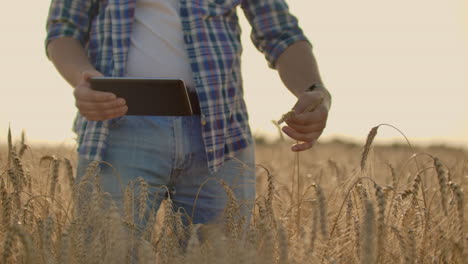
[74,71,127,121]
[75,98,126,111]
[287,104,328,126]
[282,126,322,143]
[282,95,328,151]
[292,91,323,115]
[75,72,114,102]
[281,88,331,151]
[75,92,127,120]
[292,140,316,152]
[282,126,321,152]
[80,106,128,121]
[82,70,104,81]
[285,117,326,134]
[74,86,117,102]
[75,70,116,102]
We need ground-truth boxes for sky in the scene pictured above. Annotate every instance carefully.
[1,0,467,148]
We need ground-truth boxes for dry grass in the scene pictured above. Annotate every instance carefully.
[0,127,467,264]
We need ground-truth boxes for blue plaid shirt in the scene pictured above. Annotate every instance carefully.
[46,0,309,172]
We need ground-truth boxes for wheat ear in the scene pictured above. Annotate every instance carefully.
[361,126,379,170]
[276,97,324,125]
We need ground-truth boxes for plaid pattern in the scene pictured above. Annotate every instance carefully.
[46,0,309,172]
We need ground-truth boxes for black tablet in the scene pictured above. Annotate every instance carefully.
[90,77,193,116]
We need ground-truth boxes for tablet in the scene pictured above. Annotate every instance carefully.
[90,77,193,116]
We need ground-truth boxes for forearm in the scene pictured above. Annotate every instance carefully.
[47,37,97,87]
[276,41,330,107]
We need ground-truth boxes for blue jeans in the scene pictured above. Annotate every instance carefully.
[76,115,256,228]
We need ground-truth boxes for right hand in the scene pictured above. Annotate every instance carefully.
[73,70,128,121]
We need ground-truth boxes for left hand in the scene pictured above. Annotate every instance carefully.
[281,89,330,152]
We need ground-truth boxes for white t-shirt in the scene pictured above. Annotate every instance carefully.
[125,0,195,90]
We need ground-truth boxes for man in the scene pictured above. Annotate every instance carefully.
[45,0,331,225]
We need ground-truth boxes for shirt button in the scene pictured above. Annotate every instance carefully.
[184,34,193,45]
[201,119,207,126]
[194,75,202,85]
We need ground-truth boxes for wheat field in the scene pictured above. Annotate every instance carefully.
[0,125,467,264]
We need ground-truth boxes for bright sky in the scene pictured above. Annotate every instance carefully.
[1,0,467,148]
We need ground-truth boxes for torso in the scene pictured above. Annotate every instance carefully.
[125,0,195,90]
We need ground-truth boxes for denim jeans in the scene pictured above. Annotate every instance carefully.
[76,115,256,228]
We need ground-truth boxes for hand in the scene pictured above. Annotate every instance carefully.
[282,89,330,152]
[73,70,128,121]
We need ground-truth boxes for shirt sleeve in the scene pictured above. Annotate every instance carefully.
[240,0,311,69]
[45,0,96,58]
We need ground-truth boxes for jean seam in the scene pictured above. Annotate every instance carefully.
[168,117,178,188]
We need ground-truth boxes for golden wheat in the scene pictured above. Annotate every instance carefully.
[0,127,466,263]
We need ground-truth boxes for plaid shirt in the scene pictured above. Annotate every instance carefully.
[46,0,308,173]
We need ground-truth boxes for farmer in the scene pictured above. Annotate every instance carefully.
[45,0,331,225]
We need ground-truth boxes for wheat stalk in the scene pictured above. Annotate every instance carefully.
[1,229,15,263]
[374,183,386,261]
[361,200,376,264]
[312,183,328,239]
[433,157,449,216]
[277,221,289,264]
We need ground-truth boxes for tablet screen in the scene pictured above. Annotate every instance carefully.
[90,77,194,116]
